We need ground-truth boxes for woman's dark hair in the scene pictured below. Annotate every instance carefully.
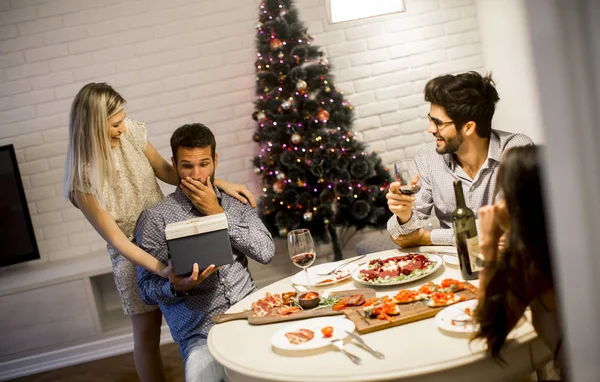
[473,145,554,362]
[424,71,499,138]
[170,123,216,162]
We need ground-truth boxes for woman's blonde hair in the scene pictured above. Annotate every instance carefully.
[63,83,126,207]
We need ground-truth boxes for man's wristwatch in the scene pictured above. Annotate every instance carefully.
[475,253,496,269]
[170,283,190,297]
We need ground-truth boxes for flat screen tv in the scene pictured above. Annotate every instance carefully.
[0,144,40,267]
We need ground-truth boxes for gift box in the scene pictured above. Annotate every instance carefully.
[165,213,233,275]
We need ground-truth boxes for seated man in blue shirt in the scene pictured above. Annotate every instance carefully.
[136,123,275,382]
[387,71,532,248]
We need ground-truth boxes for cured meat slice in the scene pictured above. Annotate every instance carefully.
[264,292,283,307]
[285,329,315,344]
[343,294,366,306]
[297,328,315,340]
[251,300,272,316]
[274,305,301,316]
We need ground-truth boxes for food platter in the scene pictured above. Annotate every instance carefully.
[270,316,355,351]
[291,262,359,286]
[351,253,443,286]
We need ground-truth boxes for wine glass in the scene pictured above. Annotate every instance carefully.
[287,229,316,291]
[393,159,426,229]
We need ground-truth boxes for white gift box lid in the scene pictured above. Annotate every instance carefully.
[164,213,228,241]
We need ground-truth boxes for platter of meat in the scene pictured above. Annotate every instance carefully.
[351,253,443,286]
[271,316,355,351]
[212,288,375,325]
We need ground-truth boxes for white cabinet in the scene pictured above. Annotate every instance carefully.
[0,280,96,358]
[0,252,173,380]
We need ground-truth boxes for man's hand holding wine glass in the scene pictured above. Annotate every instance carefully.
[387,173,421,225]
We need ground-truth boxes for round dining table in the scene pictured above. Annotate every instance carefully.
[208,246,553,382]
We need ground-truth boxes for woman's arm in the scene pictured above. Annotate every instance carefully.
[75,192,168,277]
[145,141,179,185]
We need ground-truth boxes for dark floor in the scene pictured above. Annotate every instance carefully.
[11,343,184,382]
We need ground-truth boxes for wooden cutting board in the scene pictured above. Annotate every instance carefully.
[212,288,376,326]
[345,284,477,334]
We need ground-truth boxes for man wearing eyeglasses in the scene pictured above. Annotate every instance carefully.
[386,71,533,248]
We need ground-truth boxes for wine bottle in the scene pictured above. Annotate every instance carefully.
[452,180,482,280]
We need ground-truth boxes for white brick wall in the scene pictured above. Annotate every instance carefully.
[0,0,483,264]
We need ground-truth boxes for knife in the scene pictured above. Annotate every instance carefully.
[345,330,385,359]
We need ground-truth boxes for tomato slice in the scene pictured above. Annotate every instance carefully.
[321,326,334,337]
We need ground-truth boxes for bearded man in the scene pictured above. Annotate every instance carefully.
[387,71,532,248]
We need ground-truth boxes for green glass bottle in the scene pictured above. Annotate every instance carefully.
[452,180,481,280]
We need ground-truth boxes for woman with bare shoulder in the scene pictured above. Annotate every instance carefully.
[64,83,256,382]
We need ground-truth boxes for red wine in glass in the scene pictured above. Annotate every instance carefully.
[291,252,316,268]
[399,184,421,195]
[393,159,426,228]
[287,229,316,290]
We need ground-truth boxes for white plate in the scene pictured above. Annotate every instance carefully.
[291,262,359,287]
[443,254,459,267]
[435,299,479,333]
[351,253,443,287]
[271,316,355,351]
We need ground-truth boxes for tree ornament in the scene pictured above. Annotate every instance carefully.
[278,51,284,59]
[255,22,263,29]
[281,99,292,110]
[253,167,262,174]
[324,218,330,225]
[278,72,287,83]
[257,111,267,122]
[291,133,302,145]
[273,180,285,194]
[321,57,329,66]
[270,38,283,50]
[303,211,313,221]
[253,132,261,142]
[324,86,331,93]
[296,80,308,92]
[278,227,288,236]
[317,108,330,122]
[276,172,286,180]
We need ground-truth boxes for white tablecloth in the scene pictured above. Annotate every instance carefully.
[208,247,552,382]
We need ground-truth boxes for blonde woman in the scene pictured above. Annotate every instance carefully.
[64,83,255,382]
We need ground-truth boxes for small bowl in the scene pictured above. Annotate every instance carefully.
[298,292,320,309]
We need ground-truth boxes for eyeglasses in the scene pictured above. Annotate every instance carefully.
[428,113,455,131]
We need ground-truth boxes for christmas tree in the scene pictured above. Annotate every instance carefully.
[252,0,392,260]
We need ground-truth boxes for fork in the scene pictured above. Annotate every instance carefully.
[345,330,384,359]
[317,255,366,276]
[330,339,362,365]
